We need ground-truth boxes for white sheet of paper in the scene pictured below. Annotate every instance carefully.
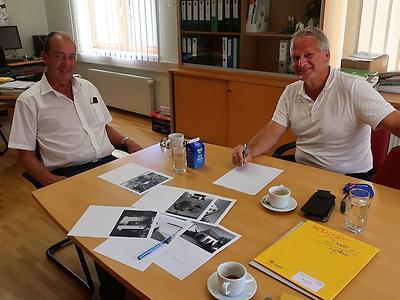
[93,214,191,272]
[154,221,241,280]
[133,185,236,224]
[68,205,158,238]
[94,238,158,271]
[213,162,283,195]
[98,163,173,195]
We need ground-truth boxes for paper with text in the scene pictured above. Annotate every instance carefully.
[213,162,283,195]
[154,220,241,280]
[94,214,191,271]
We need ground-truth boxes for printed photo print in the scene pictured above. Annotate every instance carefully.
[110,210,157,238]
[200,198,233,224]
[120,171,169,194]
[151,215,187,243]
[181,221,237,254]
[166,192,213,219]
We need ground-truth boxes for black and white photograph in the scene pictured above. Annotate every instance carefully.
[166,191,213,219]
[110,209,157,238]
[181,221,238,254]
[200,198,235,224]
[151,214,187,243]
[120,171,170,194]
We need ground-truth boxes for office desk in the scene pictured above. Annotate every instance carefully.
[32,144,400,299]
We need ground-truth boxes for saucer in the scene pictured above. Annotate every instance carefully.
[207,272,257,300]
[261,195,297,212]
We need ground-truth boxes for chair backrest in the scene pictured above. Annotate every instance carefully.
[372,146,400,190]
[371,128,391,173]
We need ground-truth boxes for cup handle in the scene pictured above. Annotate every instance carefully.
[222,282,230,295]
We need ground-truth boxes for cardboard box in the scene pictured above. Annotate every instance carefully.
[151,111,171,134]
[341,54,388,73]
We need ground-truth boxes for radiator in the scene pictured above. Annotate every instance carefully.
[87,68,155,116]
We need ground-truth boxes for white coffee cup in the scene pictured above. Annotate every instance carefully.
[217,262,253,297]
[161,132,185,149]
[268,185,291,209]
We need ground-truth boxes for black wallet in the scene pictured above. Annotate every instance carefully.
[301,190,336,222]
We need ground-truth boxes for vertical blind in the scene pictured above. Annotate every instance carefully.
[357,0,400,71]
[69,0,159,62]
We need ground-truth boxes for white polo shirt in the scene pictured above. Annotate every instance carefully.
[9,74,114,170]
[272,68,395,174]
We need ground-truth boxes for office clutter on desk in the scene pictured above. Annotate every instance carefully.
[250,220,379,300]
[69,178,240,280]
[376,71,400,94]
[341,52,388,73]
[0,80,35,90]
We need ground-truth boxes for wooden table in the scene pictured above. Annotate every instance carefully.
[32,144,400,300]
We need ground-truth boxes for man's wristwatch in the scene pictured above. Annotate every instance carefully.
[121,136,131,145]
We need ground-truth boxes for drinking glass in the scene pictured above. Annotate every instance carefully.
[345,188,371,233]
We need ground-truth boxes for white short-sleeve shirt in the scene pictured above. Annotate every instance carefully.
[9,74,114,170]
[272,68,395,174]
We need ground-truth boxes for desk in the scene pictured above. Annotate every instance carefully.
[32,144,400,299]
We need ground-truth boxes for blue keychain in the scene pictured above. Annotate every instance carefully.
[340,183,374,214]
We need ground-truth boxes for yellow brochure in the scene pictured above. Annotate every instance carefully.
[251,220,379,300]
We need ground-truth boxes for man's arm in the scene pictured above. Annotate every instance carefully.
[18,150,66,187]
[105,124,143,154]
[377,110,400,137]
[232,120,288,165]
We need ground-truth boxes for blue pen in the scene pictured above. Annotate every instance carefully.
[137,236,172,260]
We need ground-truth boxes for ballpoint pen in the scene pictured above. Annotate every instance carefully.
[241,143,248,167]
[137,236,172,260]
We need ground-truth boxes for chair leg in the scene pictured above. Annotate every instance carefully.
[46,237,95,295]
[0,129,8,155]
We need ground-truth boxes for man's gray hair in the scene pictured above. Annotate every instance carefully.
[291,26,330,52]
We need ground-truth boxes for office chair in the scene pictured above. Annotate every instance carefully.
[22,143,129,294]
[371,146,400,190]
[22,149,95,294]
[0,101,16,155]
[272,128,391,174]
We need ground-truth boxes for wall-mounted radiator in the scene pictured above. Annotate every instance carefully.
[87,68,155,116]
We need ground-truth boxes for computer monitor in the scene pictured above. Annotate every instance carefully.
[0,25,22,50]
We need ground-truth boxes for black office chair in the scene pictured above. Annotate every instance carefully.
[0,101,15,155]
[272,128,391,174]
[22,151,94,294]
[22,143,129,294]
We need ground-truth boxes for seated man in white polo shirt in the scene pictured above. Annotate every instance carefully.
[9,31,140,300]
[232,27,400,180]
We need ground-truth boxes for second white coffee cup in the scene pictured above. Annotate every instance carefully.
[217,262,251,297]
[268,185,291,209]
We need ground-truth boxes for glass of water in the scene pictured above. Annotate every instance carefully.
[171,143,187,173]
[345,188,371,234]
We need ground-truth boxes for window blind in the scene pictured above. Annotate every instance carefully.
[69,0,159,62]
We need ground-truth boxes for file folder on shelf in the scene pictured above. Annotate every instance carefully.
[199,0,205,30]
[232,0,240,32]
[186,0,193,30]
[227,37,233,68]
[192,0,199,31]
[224,0,232,32]
[222,37,228,67]
[211,0,217,32]
[232,37,238,68]
[205,0,211,31]
[217,0,224,31]
[181,0,187,30]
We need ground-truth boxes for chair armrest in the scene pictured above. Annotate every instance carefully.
[22,171,44,189]
[272,142,296,158]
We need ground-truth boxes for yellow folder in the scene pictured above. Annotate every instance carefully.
[251,221,379,300]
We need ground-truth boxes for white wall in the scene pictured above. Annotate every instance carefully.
[4,0,48,57]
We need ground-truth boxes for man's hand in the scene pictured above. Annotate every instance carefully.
[232,144,252,166]
[123,138,143,154]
